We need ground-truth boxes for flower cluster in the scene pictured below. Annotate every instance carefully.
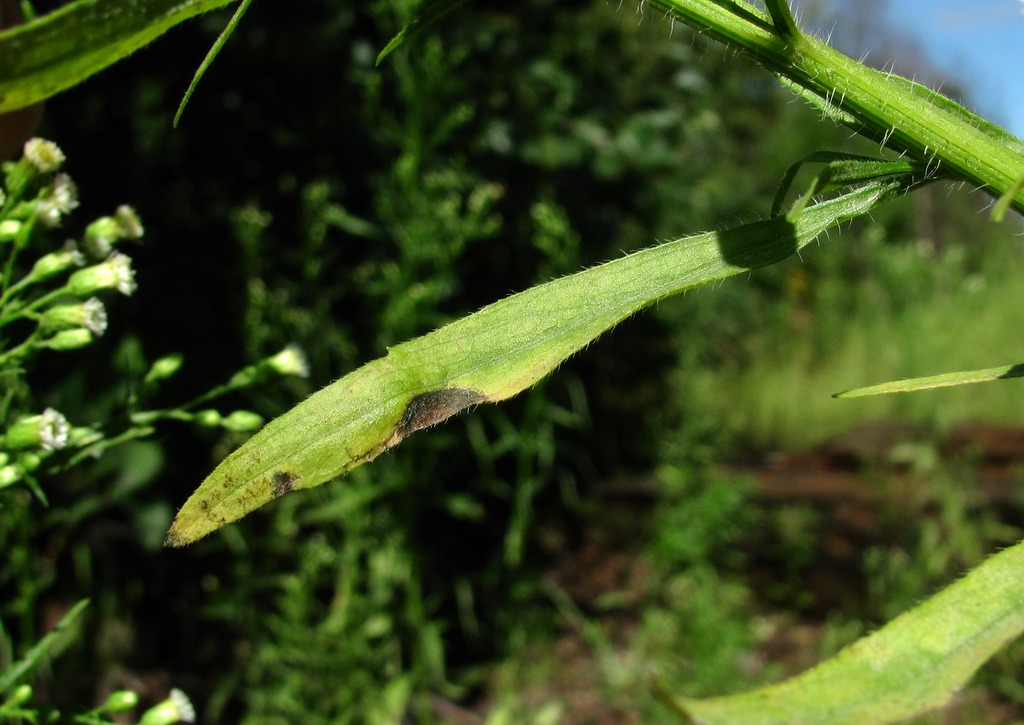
[0,138,308,497]
[0,139,147,491]
[0,139,141,363]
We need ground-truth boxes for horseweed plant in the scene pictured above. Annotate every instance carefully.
[0,138,307,721]
[1,677,196,724]
[4,0,1024,722]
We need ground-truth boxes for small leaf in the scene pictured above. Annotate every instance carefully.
[165,181,907,546]
[772,150,930,217]
[174,0,255,127]
[376,0,471,66]
[834,363,1024,398]
[762,0,799,39]
[666,539,1024,724]
[992,174,1024,224]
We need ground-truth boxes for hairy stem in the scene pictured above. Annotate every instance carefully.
[648,0,1024,214]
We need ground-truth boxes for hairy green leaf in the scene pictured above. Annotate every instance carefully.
[667,540,1024,724]
[772,151,930,217]
[165,180,907,546]
[648,0,1024,214]
[0,0,236,113]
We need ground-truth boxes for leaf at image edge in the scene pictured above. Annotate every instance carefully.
[0,0,237,112]
[669,540,1024,724]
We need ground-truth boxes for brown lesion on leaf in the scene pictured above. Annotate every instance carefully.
[271,471,298,497]
[383,388,485,450]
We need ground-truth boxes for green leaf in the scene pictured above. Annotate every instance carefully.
[174,0,255,127]
[376,0,471,66]
[0,599,89,694]
[0,0,236,113]
[165,180,907,546]
[834,363,1024,398]
[992,174,1024,224]
[666,539,1024,724]
[771,151,931,217]
[762,0,798,39]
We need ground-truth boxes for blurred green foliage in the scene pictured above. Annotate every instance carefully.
[3,0,1024,722]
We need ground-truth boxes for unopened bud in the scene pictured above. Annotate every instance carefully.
[4,683,33,707]
[29,246,85,281]
[0,465,21,489]
[192,409,222,427]
[103,689,140,713]
[143,354,184,385]
[0,219,22,242]
[222,410,263,432]
[41,328,94,350]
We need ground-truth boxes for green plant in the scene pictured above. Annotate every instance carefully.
[5,0,1024,722]
[0,138,306,722]
[162,2,1024,722]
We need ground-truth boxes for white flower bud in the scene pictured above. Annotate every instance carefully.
[66,252,137,296]
[139,688,194,725]
[30,245,85,281]
[267,345,310,378]
[40,298,107,336]
[4,408,70,451]
[23,138,65,173]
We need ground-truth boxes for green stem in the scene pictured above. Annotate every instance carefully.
[65,425,155,467]
[0,215,35,296]
[0,328,41,366]
[648,0,1024,214]
[1,285,66,325]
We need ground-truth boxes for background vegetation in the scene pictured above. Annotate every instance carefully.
[4,0,1024,721]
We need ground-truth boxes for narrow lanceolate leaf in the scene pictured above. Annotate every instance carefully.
[668,540,1024,724]
[0,0,237,113]
[834,363,1024,398]
[165,180,906,546]
[0,599,89,693]
[375,0,472,66]
[174,0,255,127]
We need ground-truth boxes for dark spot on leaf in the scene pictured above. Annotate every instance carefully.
[390,388,484,446]
[272,471,298,497]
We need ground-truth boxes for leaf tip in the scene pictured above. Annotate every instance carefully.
[163,526,190,548]
[375,34,403,66]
